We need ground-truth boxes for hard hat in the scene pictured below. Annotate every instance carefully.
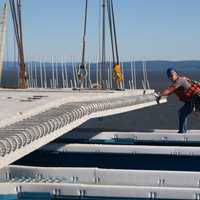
[166,68,177,78]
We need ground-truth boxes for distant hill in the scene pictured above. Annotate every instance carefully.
[121,60,200,72]
[3,60,200,72]
[1,60,199,88]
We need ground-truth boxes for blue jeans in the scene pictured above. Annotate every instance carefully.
[178,102,193,133]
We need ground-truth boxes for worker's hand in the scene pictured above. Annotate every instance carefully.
[154,92,161,104]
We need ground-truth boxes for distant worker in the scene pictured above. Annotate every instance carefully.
[113,63,123,90]
[77,64,87,89]
[157,68,200,133]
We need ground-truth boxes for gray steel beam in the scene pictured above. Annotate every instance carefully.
[42,143,200,156]
[1,166,200,199]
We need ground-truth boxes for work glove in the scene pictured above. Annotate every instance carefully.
[154,92,161,104]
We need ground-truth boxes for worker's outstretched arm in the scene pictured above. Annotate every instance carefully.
[160,86,176,97]
[155,86,176,104]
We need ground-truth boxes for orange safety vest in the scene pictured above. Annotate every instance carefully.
[175,78,200,102]
[113,64,123,81]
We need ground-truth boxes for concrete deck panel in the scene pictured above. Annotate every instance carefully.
[0,89,166,168]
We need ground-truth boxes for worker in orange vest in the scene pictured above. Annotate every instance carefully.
[113,63,123,90]
[158,68,200,133]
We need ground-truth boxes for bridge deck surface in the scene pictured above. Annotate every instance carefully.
[0,88,165,168]
[0,88,152,128]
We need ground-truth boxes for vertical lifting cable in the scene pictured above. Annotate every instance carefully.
[110,0,119,64]
[107,0,122,89]
[78,0,122,89]
[78,0,88,89]
[17,0,26,88]
[97,0,102,85]
[17,0,25,63]
[81,0,88,67]
[9,0,27,88]
[10,1,21,54]
[13,24,17,66]
[101,0,106,87]
[107,0,115,64]
[9,0,20,82]
[9,1,19,48]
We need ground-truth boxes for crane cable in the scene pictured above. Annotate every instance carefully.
[107,0,115,64]
[9,1,20,49]
[110,0,119,64]
[9,0,27,88]
[78,0,88,88]
[107,0,123,88]
[101,0,106,88]
[81,0,88,67]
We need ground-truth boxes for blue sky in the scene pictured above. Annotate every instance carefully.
[3,0,200,61]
